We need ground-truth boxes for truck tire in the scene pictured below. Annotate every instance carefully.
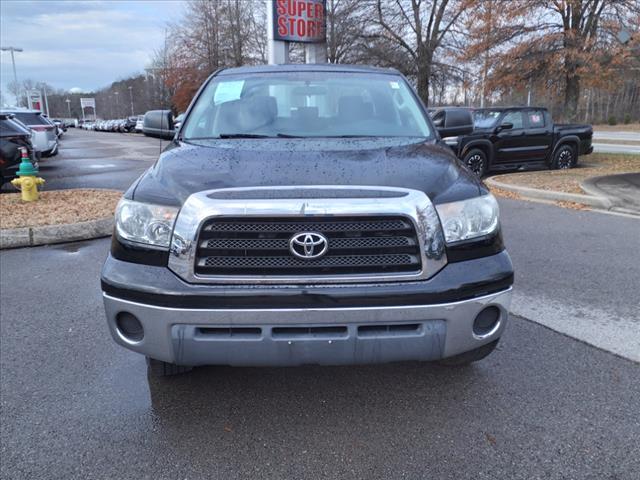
[462,148,488,177]
[146,357,193,377]
[438,339,500,366]
[551,144,575,170]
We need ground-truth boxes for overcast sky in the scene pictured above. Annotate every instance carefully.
[0,0,184,101]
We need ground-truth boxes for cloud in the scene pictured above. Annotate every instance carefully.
[0,0,184,95]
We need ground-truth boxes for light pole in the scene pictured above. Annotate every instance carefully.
[128,86,134,116]
[65,98,71,117]
[114,91,119,118]
[1,46,23,106]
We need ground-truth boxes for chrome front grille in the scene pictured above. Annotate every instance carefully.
[167,186,447,284]
[195,217,421,276]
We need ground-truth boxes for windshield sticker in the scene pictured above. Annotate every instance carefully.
[389,81,400,89]
[214,80,245,104]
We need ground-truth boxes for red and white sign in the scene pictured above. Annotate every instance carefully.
[273,0,326,43]
[27,90,42,111]
[80,97,96,109]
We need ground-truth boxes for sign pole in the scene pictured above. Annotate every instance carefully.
[43,85,50,116]
[305,43,327,64]
[267,0,289,64]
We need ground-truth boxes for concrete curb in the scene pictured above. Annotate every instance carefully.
[1,217,113,249]
[580,174,635,204]
[485,176,613,209]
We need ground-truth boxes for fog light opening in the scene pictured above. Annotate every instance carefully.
[473,306,501,338]
[115,312,144,342]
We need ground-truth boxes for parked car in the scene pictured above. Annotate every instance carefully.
[0,109,58,157]
[52,118,67,137]
[123,117,138,132]
[0,113,36,186]
[102,64,513,377]
[43,115,63,139]
[134,115,144,133]
[434,107,593,176]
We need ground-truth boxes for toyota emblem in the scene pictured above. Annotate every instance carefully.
[289,232,328,260]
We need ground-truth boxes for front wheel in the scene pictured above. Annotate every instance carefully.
[551,145,576,170]
[462,148,488,177]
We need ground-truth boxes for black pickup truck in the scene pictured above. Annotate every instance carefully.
[101,64,513,377]
[433,107,593,176]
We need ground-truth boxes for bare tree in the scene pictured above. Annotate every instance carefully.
[326,0,368,63]
[463,0,640,121]
[370,0,473,105]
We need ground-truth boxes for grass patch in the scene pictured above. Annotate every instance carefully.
[491,153,640,195]
[0,189,121,229]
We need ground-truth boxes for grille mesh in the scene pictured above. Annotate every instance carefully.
[204,236,411,250]
[202,254,415,269]
[204,219,408,233]
[195,216,421,277]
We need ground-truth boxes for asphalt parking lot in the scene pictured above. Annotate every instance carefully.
[1,129,639,479]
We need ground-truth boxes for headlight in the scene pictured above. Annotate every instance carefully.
[115,199,179,249]
[435,194,499,244]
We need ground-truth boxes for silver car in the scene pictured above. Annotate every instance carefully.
[1,109,58,157]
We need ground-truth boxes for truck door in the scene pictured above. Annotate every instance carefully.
[494,110,527,164]
[523,109,553,162]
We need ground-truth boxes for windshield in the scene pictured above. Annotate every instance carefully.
[12,112,49,126]
[473,110,502,128]
[182,71,431,140]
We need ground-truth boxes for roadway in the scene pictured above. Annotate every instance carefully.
[593,130,640,154]
[1,129,639,479]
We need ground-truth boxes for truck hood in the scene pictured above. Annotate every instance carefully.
[130,137,485,207]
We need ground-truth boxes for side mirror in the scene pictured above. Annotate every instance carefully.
[497,122,513,132]
[433,108,474,138]
[142,110,174,139]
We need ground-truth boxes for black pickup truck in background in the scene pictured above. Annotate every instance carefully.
[432,107,593,176]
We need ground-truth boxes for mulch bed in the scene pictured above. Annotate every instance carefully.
[0,189,121,229]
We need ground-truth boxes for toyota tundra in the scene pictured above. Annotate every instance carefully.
[101,64,514,376]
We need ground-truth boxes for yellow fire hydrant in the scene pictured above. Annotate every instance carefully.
[11,148,45,202]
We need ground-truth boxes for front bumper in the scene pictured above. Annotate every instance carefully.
[103,288,512,366]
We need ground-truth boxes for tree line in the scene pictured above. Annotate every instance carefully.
[8,0,639,124]
[160,0,639,123]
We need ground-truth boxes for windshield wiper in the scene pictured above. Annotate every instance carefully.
[217,133,305,139]
[324,135,379,138]
[218,133,271,139]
